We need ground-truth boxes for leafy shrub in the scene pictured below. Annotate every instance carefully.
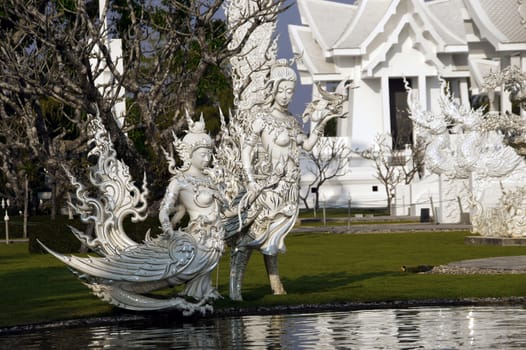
[28,215,163,254]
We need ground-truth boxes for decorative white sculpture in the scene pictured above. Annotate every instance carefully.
[224,60,348,300]
[223,0,350,301]
[39,114,224,315]
[407,78,526,237]
[40,0,350,312]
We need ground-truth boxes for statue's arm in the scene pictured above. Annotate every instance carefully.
[300,122,325,152]
[159,180,184,234]
[241,118,264,189]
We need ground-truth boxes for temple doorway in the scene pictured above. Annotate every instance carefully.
[389,78,413,150]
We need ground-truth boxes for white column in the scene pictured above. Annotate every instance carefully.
[501,86,512,114]
[338,80,353,137]
[459,78,469,107]
[381,75,390,134]
[418,75,427,110]
[98,0,107,20]
[522,54,526,118]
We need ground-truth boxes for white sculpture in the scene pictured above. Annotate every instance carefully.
[407,78,526,237]
[226,60,348,300]
[40,0,350,311]
[223,0,350,300]
[39,114,224,315]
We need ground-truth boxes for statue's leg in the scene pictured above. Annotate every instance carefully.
[229,247,252,301]
[264,254,286,295]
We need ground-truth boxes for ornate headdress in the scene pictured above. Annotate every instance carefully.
[164,111,213,174]
[181,113,213,153]
[268,59,297,87]
[261,59,298,107]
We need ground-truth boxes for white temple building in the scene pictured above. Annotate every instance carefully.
[290,0,526,218]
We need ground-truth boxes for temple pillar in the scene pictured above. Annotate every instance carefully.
[337,79,353,137]
[501,85,512,114]
[522,54,526,118]
[459,78,469,108]
[381,75,390,134]
[418,75,427,110]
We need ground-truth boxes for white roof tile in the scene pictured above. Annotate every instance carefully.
[478,0,526,43]
[425,0,466,46]
[297,0,357,50]
[289,25,337,74]
[333,0,393,49]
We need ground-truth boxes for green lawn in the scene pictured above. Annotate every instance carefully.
[2,230,526,328]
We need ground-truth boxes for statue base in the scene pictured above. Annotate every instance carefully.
[465,236,526,246]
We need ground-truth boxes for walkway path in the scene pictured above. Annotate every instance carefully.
[292,222,472,234]
[294,220,526,274]
[431,256,526,274]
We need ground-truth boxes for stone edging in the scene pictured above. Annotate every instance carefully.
[429,265,526,275]
[2,297,526,336]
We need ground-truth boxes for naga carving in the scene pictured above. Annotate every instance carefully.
[407,78,526,237]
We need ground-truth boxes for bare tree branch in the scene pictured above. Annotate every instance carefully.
[0,0,287,209]
[300,137,351,209]
[357,133,425,214]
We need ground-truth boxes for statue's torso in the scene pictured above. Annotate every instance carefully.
[255,111,301,174]
[178,174,219,224]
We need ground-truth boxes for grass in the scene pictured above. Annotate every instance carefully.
[295,218,419,227]
[298,207,389,219]
[2,230,526,328]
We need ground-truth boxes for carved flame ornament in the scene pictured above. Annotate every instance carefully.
[39,114,224,315]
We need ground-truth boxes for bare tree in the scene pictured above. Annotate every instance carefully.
[0,88,89,218]
[300,137,352,209]
[0,0,287,208]
[358,133,425,214]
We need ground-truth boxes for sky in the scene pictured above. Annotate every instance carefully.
[276,1,311,116]
[276,0,356,116]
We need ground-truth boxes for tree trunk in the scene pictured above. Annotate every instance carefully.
[301,197,310,210]
[23,176,28,238]
[50,181,57,220]
[387,196,394,216]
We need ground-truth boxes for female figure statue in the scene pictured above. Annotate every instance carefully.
[229,60,345,301]
[41,115,225,314]
[158,117,224,301]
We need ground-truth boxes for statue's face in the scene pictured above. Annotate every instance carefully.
[274,80,295,110]
[191,147,212,170]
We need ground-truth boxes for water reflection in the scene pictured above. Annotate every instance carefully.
[2,306,526,349]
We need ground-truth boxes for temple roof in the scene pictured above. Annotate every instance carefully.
[290,0,526,58]
[296,0,356,51]
[424,0,466,48]
[465,0,526,50]
[332,0,393,51]
[289,24,337,79]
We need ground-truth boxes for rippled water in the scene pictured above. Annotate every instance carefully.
[2,306,526,349]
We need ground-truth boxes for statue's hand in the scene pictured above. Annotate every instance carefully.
[311,104,329,123]
[303,80,351,124]
[247,181,262,197]
[161,224,177,238]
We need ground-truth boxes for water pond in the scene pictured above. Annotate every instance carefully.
[2,305,526,349]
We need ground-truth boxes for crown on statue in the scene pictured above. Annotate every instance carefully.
[269,58,297,83]
[182,113,213,153]
[165,111,213,174]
